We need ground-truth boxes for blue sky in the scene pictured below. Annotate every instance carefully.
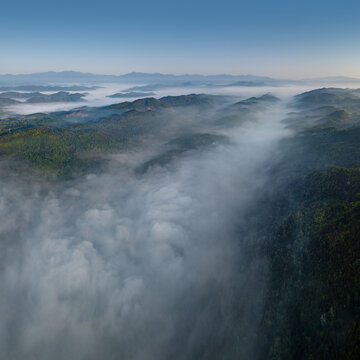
[1,0,360,78]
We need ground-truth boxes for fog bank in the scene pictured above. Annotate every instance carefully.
[0,100,290,359]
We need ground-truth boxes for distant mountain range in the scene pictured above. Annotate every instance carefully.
[1,71,360,87]
[298,76,360,84]
[0,85,96,91]
[0,71,274,85]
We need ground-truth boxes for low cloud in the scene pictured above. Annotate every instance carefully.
[0,95,291,359]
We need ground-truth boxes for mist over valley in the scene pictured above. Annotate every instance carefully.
[0,73,360,359]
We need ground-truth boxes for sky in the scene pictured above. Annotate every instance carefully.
[1,0,360,78]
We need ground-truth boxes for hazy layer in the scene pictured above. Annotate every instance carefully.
[3,82,360,116]
[0,95,291,359]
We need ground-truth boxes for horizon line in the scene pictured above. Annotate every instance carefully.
[1,70,360,81]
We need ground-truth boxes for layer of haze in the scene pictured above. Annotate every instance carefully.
[0,91,291,359]
[3,82,360,116]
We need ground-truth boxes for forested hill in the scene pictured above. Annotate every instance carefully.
[0,93,275,176]
[260,87,360,359]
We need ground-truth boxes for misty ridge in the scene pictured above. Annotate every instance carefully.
[0,77,360,360]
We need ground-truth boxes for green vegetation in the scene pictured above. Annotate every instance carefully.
[260,88,360,359]
[262,167,360,360]
[0,94,227,176]
[0,120,135,175]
